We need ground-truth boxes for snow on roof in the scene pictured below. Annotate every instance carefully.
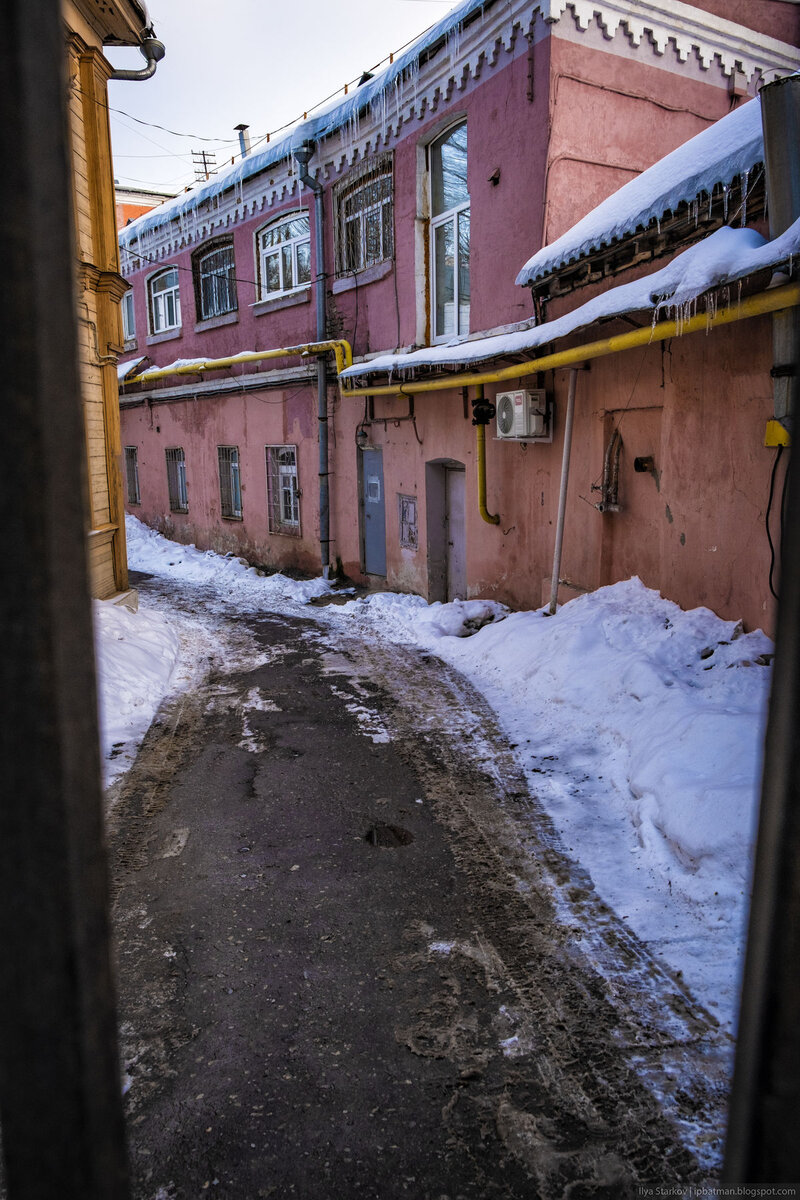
[516,96,765,288]
[342,218,800,379]
[119,0,489,251]
[117,355,146,381]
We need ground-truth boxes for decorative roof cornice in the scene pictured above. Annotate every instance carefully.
[542,0,800,82]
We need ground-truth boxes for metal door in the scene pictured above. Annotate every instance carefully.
[445,466,466,600]
[361,447,387,576]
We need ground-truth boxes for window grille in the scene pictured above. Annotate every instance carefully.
[218,445,242,519]
[194,240,237,320]
[148,267,181,334]
[121,289,135,344]
[124,446,140,506]
[334,154,394,277]
[266,445,300,535]
[257,213,311,300]
[165,447,188,513]
[398,494,418,549]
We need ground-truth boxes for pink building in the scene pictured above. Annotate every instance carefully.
[118,0,800,633]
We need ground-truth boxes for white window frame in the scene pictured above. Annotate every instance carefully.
[124,446,140,506]
[165,447,188,513]
[194,239,237,320]
[266,445,301,535]
[148,266,181,335]
[334,155,394,277]
[429,122,470,343]
[121,289,136,344]
[218,445,242,520]
[255,211,311,301]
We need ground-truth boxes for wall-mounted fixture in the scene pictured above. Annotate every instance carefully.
[634,455,655,473]
[496,389,551,441]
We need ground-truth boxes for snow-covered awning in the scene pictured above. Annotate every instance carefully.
[341,219,800,381]
[117,356,146,381]
[516,96,765,289]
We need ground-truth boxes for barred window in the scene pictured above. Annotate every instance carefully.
[124,446,140,506]
[266,445,300,535]
[148,267,181,334]
[165,447,188,513]
[218,445,242,519]
[398,494,418,550]
[256,213,311,300]
[193,240,237,320]
[334,155,394,277]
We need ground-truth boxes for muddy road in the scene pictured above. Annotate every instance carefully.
[107,576,731,1199]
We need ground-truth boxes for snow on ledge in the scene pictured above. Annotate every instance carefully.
[516,97,765,289]
[342,219,800,379]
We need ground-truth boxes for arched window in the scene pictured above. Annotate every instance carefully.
[430,122,469,341]
[256,212,311,300]
[193,239,237,320]
[147,267,181,334]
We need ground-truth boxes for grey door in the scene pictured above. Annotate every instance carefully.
[445,466,466,600]
[361,448,386,576]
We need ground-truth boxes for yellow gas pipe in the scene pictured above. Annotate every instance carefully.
[474,386,500,525]
[125,338,353,386]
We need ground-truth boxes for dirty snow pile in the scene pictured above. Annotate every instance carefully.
[93,598,180,785]
[126,514,335,605]
[337,580,772,1025]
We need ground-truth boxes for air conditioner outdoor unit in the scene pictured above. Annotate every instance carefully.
[495,389,550,440]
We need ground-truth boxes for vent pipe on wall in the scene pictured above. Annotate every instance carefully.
[235,124,251,157]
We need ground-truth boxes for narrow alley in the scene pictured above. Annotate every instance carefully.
[106,573,730,1199]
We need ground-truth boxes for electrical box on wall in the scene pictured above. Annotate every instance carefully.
[495,389,551,441]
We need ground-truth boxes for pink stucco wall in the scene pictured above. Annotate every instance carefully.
[119,13,789,634]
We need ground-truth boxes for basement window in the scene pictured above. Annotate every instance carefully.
[124,446,140,506]
[218,445,242,520]
[165,447,188,513]
[266,444,300,535]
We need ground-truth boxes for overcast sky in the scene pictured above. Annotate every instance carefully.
[106,0,456,193]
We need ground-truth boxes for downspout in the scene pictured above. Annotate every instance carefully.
[295,140,331,577]
[548,367,578,615]
[108,32,165,81]
[471,385,500,525]
[760,74,800,437]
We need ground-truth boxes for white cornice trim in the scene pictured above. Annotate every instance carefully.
[542,0,800,79]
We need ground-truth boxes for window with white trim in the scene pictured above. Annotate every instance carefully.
[124,446,140,506]
[256,212,311,300]
[193,239,237,320]
[148,267,181,334]
[121,289,136,344]
[165,447,188,513]
[430,123,469,341]
[218,445,242,519]
[334,155,394,277]
[266,445,300,535]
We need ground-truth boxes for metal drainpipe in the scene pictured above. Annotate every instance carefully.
[109,33,165,81]
[295,140,330,577]
[548,367,578,615]
[760,74,800,434]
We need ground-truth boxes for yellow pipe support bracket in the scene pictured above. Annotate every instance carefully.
[338,282,800,398]
[765,418,791,447]
[476,421,500,525]
[125,339,353,387]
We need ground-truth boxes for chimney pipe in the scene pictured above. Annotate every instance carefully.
[235,124,251,157]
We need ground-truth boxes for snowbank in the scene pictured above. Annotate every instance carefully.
[93,598,180,785]
[334,578,771,1023]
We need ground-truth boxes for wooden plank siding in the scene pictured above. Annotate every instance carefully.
[65,25,131,598]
